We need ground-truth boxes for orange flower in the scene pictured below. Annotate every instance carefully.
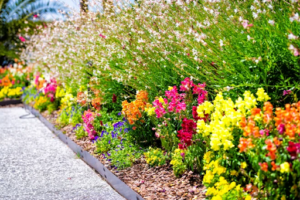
[122,91,149,125]
[263,102,273,124]
[273,137,282,146]
[92,97,101,111]
[259,162,268,172]
[265,139,277,160]
[271,161,279,171]
[77,92,87,106]
[251,108,261,116]
[1,75,11,87]
[238,138,255,152]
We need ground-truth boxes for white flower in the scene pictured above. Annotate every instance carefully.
[288,33,298,40]
[268,4,273,9]
[219,39,224,47]
[253,12,258,19]
[268,20,275,25]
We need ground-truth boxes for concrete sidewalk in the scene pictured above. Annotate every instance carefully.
[0,107,124,200]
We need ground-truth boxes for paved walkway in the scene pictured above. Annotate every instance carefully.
[0,107,124,200]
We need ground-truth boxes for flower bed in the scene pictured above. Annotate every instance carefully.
[0,63,32,103]
[20,72,300,200]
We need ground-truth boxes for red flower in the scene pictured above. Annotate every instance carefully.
[112,94,117,103]
[181,118,196,133]
[287,141,300,159]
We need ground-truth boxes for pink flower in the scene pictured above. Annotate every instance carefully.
[175,102,186,113]
[259,129,270,136]
[11,80,15,85]
[99,33,106,39]
[155,132,160,138]
[242,20,253,29]
[34,74,40,86]
[180,77,194,91]
[153,99,166,118]
[82,110,97,140]
[277,124,285,134]
[283,90,292,96]
[19,36,26,42]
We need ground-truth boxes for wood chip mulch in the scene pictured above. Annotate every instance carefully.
[41,111,206,200]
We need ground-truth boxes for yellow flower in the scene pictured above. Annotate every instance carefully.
[256,88,271,102]
[158,96,165,104]
[168,86,173,91]
[206,187,218,196]
[241,162,247,169]
[203,170,214,184]
[230,170,238,176]
[280,162,290,173]
[145,107,155,116]
[281,195,286,200]
[211,195,222,200]
[245,195,252,200]
[204,151,212,163]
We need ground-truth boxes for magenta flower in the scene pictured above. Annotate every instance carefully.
[283,90,292,96]
[99,33,106,39]
[82,110,97,140]
[180,77,194,91]
[277,124,285,134]
[19,36,26,42]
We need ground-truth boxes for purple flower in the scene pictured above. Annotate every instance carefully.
[118,112,122,116]
[108,140,111,144]
[92,136,99,143]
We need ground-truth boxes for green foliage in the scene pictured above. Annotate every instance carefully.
[126,112,157,147]
[46,99,59,114]
[170,149,187,177]
[70,107,83,126]
[107,143,145,170]
[56,109,69,126]
[22,85,38,104]
[75,125,87,140]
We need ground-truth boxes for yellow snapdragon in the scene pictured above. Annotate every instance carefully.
[145,106,155,116]
[280,162,290,173]
[256,88,271,102]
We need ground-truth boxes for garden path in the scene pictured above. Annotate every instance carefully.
[0,107,125,200]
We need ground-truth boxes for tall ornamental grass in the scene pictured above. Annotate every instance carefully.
[22,0,300,106]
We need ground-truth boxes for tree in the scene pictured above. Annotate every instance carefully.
[0,0,67,61]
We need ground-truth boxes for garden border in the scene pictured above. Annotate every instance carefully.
[0,99,22,106]
[24,104,145,200]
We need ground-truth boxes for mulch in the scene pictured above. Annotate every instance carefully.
[41,110,206,200]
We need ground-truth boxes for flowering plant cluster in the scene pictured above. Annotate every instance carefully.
[196,88,300,199]
[147,78,207,152]
[144,148,167,167]
[82,110,97,140]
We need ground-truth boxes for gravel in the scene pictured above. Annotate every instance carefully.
[0,107,125,200]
